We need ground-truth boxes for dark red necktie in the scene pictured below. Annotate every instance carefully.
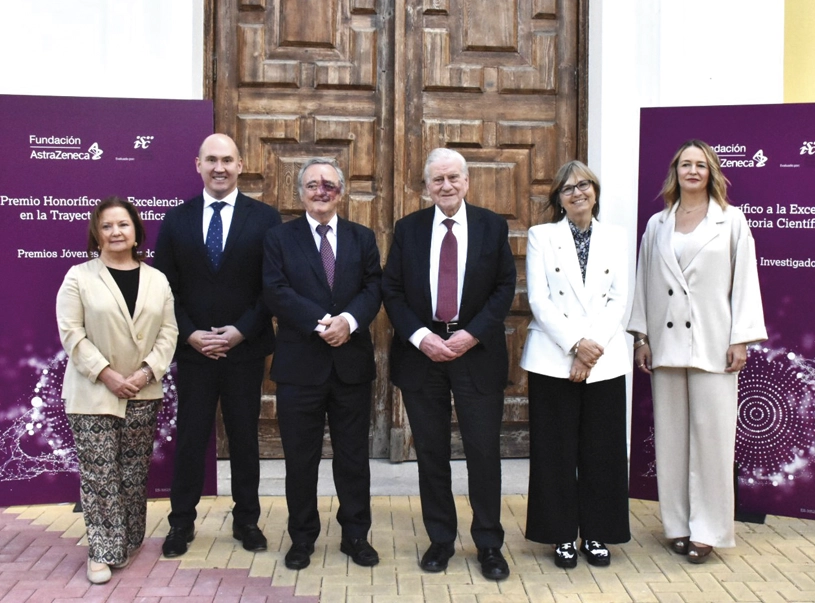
[436,218,457,322]
[316,224,335,289]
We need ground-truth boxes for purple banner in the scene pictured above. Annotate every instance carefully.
[0,95,214,506]
[632,103,815,519]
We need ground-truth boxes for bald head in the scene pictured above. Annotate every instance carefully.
[196,134,243,199]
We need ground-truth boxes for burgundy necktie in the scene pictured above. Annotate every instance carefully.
[436,218,458,322]
[316,224,335,289]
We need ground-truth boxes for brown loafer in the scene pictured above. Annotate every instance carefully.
[688,542,713,564]
[670,537,690,555]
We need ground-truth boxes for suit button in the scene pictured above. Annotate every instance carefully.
[668,289,673,295]
[667,322,673,328]
[605,269,609,274]
[559,291,564,296]
[555,267,560,272]
[602,293,607,298]
[686,321,691,328]
[137,333,144,340]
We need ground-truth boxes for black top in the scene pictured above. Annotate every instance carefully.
[107,266,140,317]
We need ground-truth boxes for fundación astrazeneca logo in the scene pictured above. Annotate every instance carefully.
[711,143,767,168]
[28,135,104,161]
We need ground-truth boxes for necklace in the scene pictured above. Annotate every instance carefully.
[678,203,705,214]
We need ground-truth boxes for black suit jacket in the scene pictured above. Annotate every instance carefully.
[154,192,282,364]
[382,203,516,394]
[263,216,382,386]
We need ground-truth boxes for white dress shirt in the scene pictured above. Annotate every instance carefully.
[409,202,469,348]
[201,188,239,249]
[304,212,358,333]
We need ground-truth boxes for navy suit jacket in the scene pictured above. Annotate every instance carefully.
[262,216,382,386]
[382,203,516,394]
[153,192,282,364]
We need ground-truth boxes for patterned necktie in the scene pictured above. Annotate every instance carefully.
[316,224,335,289]
[206,201,226,270]
[436,218,458,322]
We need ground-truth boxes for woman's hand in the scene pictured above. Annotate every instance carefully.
[569,357,592,382]
[98,366,140,399]
[634,343,652,375]
[725,343,748,373]
[575,338,604,368]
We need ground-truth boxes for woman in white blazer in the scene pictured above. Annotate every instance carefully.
[628,140,766,564]
[520,161,631,568]
[57,198,178,583]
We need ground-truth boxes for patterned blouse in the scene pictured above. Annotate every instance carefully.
[568,219,592,283]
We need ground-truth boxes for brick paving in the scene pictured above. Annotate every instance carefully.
[2,495,815,602]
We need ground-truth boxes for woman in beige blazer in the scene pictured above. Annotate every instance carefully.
[57,197,178,583]
[520,161,631,568]
[628,140,766,563]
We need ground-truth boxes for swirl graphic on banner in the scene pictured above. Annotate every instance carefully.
[737,346,815,488]
[0,351,178,482]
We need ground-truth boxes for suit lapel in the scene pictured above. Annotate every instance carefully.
[97,260,139,341]
[184,196,210,270]
[333,217,354,296]
[655,206,686,285]
[554,218,591,310]
[460,203,483,315]
[221,194,250,265]
[416,207,435,313]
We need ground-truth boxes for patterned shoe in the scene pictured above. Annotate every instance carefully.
[580,540,611,566]
[554,541,578,568]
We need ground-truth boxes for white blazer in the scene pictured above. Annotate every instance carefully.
[520,219,631,383]
[627,201,767,372]
[57,258,178,418]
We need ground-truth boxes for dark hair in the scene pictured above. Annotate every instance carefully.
[549,160,601,222]
[87,196,146,260]
[660,139,730,209]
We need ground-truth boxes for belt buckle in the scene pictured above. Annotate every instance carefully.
[446,321,459,333]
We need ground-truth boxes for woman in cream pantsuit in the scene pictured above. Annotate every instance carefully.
[521,161,631,569]
[57,197,178,584]
[628,140,766,564]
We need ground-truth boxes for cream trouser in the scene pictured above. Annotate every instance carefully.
[652,367,739,548]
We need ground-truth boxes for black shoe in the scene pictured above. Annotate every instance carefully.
[284,542,315,570]
[580,540,610,566]
[340,537,379,567]
[554,542,577,568]
[477,547,510,581]
[232,523,268,552]
[419,542,455,572]
[162,525,195,558]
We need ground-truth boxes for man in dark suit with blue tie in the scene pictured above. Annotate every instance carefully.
[382,148,516,580]
[154,133,281,557]
[262,158,382,570]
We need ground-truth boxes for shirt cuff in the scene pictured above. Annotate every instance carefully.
[409,327,432,349]
[314,313,331,333]
[339,312,358,333]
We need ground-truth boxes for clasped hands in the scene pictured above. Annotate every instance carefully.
[570,338,603,382]
[419,330,478,362]
[98,365,151,399]
[318,315,351,347]
[188,325,245,360]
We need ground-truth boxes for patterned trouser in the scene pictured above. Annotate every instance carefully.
[67,399,160,565]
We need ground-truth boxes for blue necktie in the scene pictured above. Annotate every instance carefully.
[206,202,226,270]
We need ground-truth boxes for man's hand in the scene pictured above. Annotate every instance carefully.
[188,329,230,359]
[98,366,140,398]
[419,333,458,362]
[445,330,478,358]
[318,315,351,347]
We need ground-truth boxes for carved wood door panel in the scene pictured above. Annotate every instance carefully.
[209,0,586,461]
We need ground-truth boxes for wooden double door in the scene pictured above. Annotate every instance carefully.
[207,0,588,461]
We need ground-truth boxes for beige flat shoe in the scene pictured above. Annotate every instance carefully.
[87,559,111,584]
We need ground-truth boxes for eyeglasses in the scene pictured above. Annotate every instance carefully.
[305,181,340,194]
[559,180,592,197]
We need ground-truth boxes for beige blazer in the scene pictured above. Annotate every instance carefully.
[627,201,767,372]
[57,258,178,417]
[520,219,631,383]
